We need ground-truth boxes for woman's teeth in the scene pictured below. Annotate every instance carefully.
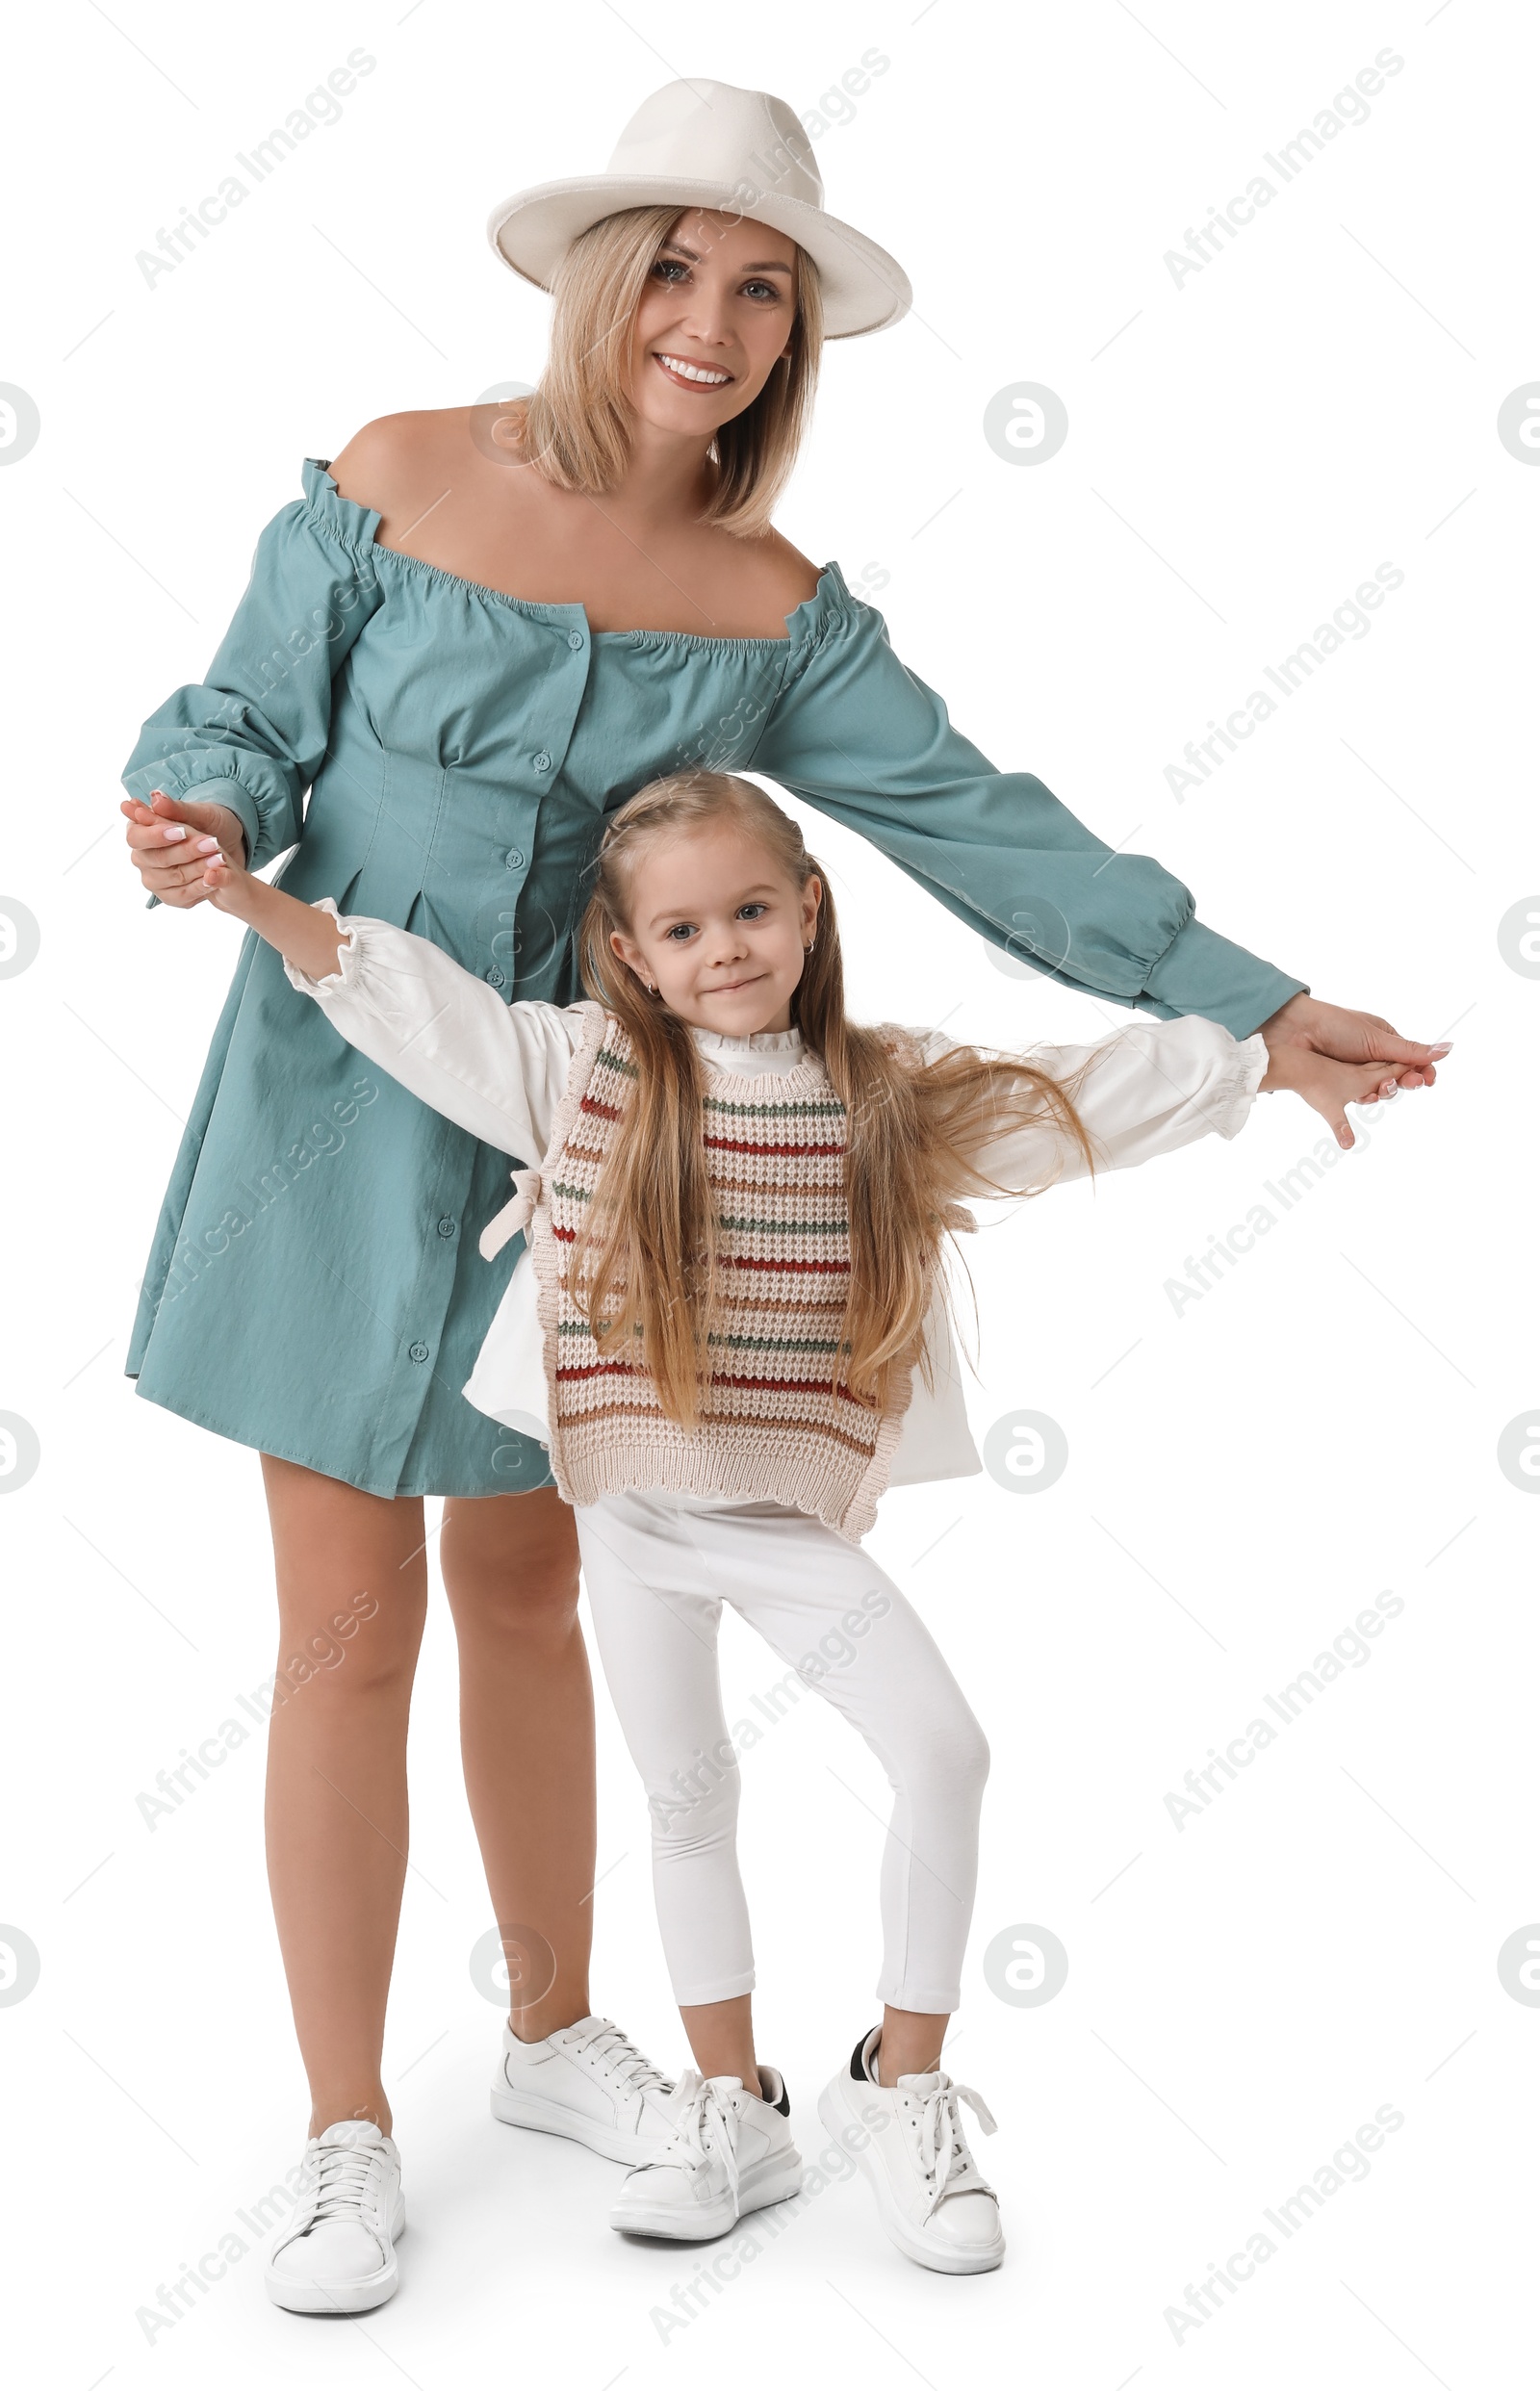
[656,353,732,386]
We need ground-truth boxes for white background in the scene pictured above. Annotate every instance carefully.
[1,3,1531,2384]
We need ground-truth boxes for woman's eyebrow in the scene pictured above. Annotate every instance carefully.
[659,241,795,274]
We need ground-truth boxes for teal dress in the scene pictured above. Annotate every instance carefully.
[122,460,1303,1498]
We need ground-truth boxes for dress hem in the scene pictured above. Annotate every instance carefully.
[127,1372,559,1503]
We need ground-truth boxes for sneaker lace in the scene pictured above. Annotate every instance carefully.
[911,2079,998,2221]
[654,2070,741,2201]
[568,2017,674,2103]
[300,2139,381,2225]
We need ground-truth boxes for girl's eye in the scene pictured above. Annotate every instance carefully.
[664,922,696,941]
[737,903,767,921]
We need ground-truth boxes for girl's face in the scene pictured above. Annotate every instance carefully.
[609,823,821,1040]
[627,210,798,440]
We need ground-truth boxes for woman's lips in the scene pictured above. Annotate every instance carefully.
[654,352,734,393]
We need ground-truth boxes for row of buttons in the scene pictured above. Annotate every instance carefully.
[408,1208,465,1358]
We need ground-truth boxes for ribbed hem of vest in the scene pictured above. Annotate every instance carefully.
[556,1429,897,1547]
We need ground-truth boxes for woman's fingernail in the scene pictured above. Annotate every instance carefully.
[162,824,188,841]
[1429,1041,1452,1056]
[195,836,219,853]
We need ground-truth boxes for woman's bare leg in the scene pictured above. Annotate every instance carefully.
[440,1486,597,2041]
[261,1453,430,2138]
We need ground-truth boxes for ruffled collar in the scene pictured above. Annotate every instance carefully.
[689,1022,805,1057]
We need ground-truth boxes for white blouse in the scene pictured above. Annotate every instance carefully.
[282,905,1268,1490]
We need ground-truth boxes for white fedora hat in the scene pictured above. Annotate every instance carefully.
[487,78,911,340]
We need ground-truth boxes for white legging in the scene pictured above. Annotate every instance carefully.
[575,1487,990,2015]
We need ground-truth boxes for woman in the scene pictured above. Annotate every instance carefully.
[119,80,1443,2311]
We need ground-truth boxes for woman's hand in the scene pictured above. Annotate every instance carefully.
[1256,992,1451,1151]
[120,788,247,907]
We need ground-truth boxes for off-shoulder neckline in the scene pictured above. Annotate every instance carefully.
[299,457,848,651]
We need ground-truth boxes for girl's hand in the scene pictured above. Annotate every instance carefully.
[1256,992,1451,1150]
[120,788,247,907]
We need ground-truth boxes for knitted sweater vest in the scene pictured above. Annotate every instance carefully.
[520,1003,925,1544]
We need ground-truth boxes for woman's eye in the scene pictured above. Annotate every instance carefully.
[742,280,782,303]
[653,259,688,283]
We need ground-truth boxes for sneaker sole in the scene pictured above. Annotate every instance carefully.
[491,2081,677,2167]
[264,2194,406,2314]
[608,2148,805,2242]
[817,2080,1005,2275]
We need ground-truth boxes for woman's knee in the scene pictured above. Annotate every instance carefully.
[271,1594,424,1704]
[442,1490,582,1648]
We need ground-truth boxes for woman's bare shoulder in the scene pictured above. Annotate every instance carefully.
[326,408,484,543]
[745,528,825,613]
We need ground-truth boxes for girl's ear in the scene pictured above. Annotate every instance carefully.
[610,925,654,994]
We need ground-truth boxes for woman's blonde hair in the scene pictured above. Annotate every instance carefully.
[569,771,1101,1430]
[510,204,823,538]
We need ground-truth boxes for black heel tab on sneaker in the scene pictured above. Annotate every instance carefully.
[849,2028,878,2083]
[764,2069,790,2118]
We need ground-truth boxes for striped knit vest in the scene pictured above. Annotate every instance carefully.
[523,1003,925,1543]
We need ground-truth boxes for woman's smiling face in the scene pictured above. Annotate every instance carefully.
[626,209,799,437]
[608,820,821,1039]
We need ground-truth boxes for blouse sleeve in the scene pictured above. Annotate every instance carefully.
[919,1016,1268,1194]
[120,460,385,904]
[746,585,1306,1041]
[280,901,587,1161]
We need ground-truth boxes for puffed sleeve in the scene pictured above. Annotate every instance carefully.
[916,1016,1268,1195]
[121,460,386,903]
[280,900,589,1161]
[747,581,1306,1041]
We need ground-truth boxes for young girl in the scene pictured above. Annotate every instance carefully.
[198,768,1401,2277]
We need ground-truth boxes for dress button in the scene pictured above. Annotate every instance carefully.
[504,847,525,870]
[532,750,552,772]
[437,1217,457,1239]
[567,630,584,651]
[485,965,505,989]
[408,1342,429,1364]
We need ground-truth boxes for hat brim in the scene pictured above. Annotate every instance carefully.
[486,174,911,339]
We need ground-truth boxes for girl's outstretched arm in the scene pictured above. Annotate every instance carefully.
[198,848,583,1160]
[932,1014,1274,1196]
[200,849,351,980]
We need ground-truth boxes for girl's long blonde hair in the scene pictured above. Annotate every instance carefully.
[507,204,823,538]
[569,772,1100,1430]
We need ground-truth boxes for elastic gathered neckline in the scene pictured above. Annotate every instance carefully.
[298,457,849,652]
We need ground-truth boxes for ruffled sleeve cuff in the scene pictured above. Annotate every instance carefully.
[1214,1030,1270,1138]
[280,896,363,996]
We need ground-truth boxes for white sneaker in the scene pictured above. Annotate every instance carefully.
[609,2068,803,2241]
[492,2014,680,2165]
[818,2027,1005,2275]
[264,2121,405,2313]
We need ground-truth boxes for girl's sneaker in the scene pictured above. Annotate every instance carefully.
[264,2120,405,2313]
[608,2067,803,2240]
[818,2027,1005,2275]
[492,2014,681,2164]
